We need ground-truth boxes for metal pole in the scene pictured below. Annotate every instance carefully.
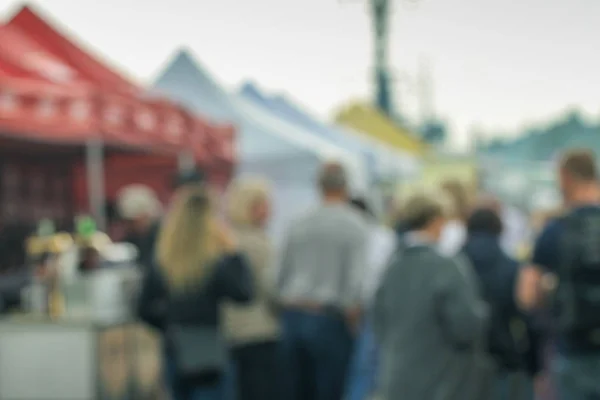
[177,151,195,172]
[85,137,106,231]
[372,0,392,116]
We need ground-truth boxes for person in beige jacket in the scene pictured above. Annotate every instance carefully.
[223,177,280,400]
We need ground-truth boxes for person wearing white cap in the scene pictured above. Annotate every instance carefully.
[116,184,162,269]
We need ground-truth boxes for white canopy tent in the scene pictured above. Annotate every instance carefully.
[152,49,367,244]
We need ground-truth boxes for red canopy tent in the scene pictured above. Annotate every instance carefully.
[0,6,236,229]
[6,5,235,168]
[0,22,99,226]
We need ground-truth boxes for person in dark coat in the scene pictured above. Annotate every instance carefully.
[374,189,490,400]
[137,186,254,400]
[116,185,162,270]
[462,207,542,400]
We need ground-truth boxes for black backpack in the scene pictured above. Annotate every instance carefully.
[555,208,600,341]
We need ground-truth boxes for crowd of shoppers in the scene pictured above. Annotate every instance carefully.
[130,148,600,400]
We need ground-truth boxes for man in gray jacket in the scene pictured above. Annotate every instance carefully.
[373,189,491,400]
[275,161,368,400]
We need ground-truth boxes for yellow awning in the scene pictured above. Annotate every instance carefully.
[420,154,478,188]
[334,102,428,156]
[395,154,478,201]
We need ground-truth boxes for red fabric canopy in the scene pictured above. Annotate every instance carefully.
[8,6,138,94]
[1,6,236,167]
[0,24,98,142]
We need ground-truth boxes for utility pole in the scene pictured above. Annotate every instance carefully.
[417,56,434,126]
[342,0,420,119]
[371,0,393,117]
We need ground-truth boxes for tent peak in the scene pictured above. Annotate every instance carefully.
[152,47,210,81]
[239,81,270,105]
[172,47,198,65]
[1,2,34,22]
[7,3,140,92]
[239,80,261,94]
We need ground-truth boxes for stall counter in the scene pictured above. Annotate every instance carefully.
[0,316,165,400]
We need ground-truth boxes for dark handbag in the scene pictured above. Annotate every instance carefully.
[167,324,228,380]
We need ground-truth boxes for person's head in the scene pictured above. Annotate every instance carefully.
[156,186,222,291]
[116,185,161,235]
[440,179,470,221]
[474,192,502,214]
[318,161,348,202]
[466,207,503,237]
[558,149,599,205]
[349,196,375,219]
[399,188,451,241]
[227,177,271,228]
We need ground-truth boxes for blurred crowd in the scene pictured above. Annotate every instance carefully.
[132,148,597,400]
[3,148,600,400]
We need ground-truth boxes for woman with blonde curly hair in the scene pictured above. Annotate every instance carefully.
[223,177,279,400]
[137,186,254,400]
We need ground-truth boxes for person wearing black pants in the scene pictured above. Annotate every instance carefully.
[231,341,278,400]
[222,178,280,400]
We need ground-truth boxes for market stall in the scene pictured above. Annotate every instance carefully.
[0,6,237,230]
[0,234,165,400]
[0,12,235,398]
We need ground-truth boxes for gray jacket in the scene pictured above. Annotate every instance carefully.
[373,243,491,400]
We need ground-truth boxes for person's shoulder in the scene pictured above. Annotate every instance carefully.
[537,216,564,240]
[571,204,600,219]
[285,207,318,233]
[340,204,368,227]
[531,216,564,268]
[293,205,324,224]
[407,244,449,265]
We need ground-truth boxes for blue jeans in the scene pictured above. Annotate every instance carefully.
[278,309,354,400]
[164,351,224,400]
[344,319,379,400]
[553,353,600,400]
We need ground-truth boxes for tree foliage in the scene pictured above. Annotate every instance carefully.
[478,110,600,161]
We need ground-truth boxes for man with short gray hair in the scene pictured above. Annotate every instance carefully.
[275,160,368,400]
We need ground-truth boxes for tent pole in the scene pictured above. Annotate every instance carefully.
[177,150,195,172]
[86,137,106,231]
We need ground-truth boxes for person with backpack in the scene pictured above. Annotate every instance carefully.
[518,149,600,399]
[462,207,541,400]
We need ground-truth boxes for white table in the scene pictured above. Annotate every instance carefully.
[0,317,165,400]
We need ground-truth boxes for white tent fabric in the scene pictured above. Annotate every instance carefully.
[152,49,367,244]
[232,91,366,189]
[241,84,421,181]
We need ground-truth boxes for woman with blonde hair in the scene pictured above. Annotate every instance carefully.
[223,177,279,400]
[137,186,254,400]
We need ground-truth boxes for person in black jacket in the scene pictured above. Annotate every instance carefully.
[137,186,254,400]
[462,207,541,400]
[116,185,162,270]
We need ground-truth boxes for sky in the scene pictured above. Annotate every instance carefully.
[1,0,598,148]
